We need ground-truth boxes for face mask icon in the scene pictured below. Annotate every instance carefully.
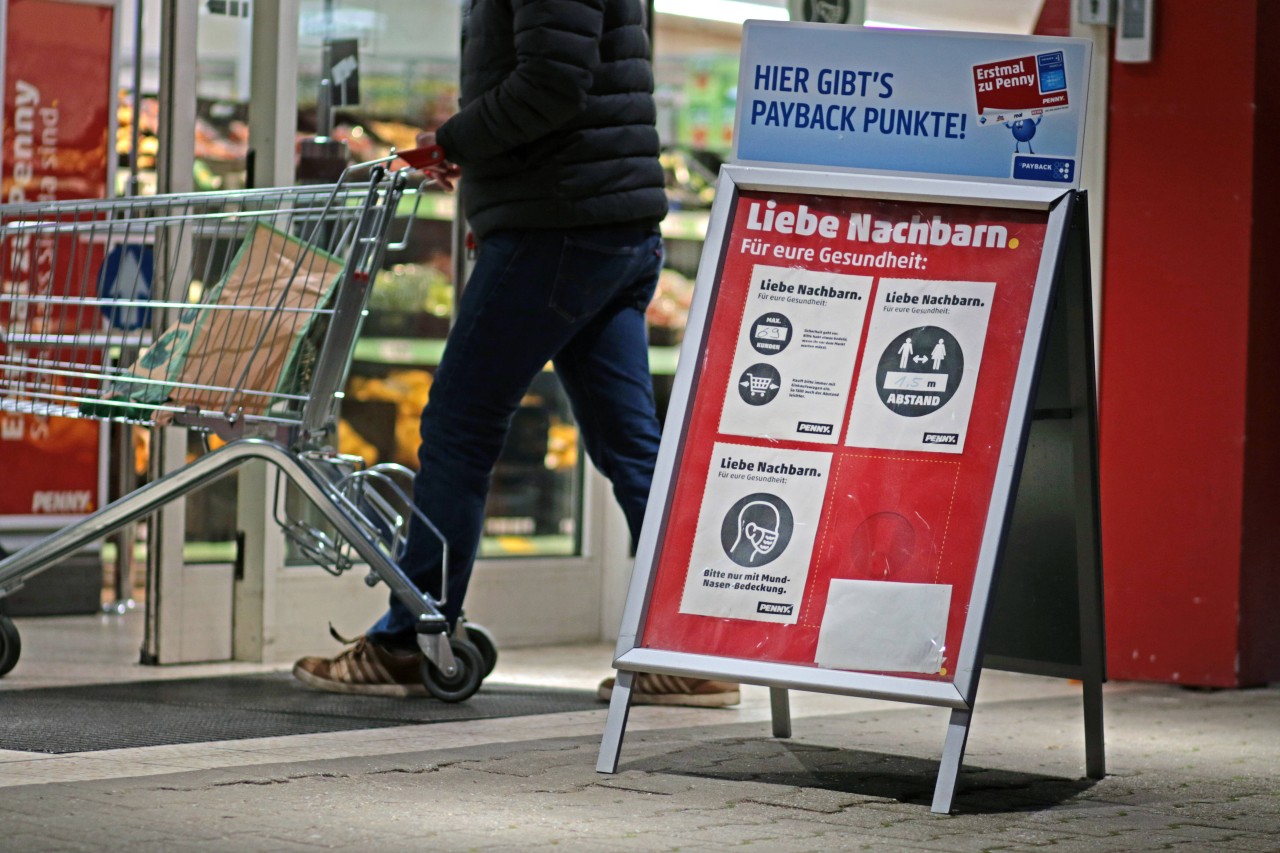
[732,500,781,563]
[720,491,794,568]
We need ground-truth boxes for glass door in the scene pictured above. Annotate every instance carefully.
[286,0,615,649]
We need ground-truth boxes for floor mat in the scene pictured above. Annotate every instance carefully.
[0,672,603,754]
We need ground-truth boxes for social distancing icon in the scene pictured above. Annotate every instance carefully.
[876,326,963,416]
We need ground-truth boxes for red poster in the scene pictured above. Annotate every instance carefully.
[0,0,114,517]
[638,189,1050,683]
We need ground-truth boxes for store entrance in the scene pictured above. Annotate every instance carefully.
[123,0,1112,664]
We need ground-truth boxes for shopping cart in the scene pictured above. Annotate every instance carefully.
[0,150,493,701]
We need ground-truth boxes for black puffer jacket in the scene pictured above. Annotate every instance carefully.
[435,0,668,238]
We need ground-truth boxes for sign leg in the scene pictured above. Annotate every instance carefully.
[1065,192,1106,782]
[931,708,972,814]
[769,687,791,738]
[596,670,635,774]
[1083,672,1106,778]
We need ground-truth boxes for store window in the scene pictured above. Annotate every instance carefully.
[290,1,584,560]
[113,2,589,568]
[113,4,266,565]
[128,2,1057,569]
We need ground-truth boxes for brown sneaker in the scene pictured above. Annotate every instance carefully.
[293,634,425,697]
[596,672,740,707]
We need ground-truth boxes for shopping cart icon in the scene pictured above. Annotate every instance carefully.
[744,371,778,397]
[738,364,782,407]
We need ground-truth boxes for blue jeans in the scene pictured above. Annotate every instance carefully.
[365,226,664,648]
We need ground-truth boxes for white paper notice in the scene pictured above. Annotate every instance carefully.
[845,279,996,453]
[814,579,951,673]
[679,443,833,624]
[719,264,872,445]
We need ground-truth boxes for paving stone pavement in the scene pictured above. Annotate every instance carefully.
[0,678,1276,852]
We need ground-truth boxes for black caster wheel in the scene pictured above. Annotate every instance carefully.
[458,621,498,679]
[420,637,483,703]
[0,615,21,677]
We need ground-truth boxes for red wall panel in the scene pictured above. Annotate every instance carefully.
[1240,7,1280,684]
[1101,1,1260,685]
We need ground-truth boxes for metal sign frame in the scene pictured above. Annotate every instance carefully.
[598,164,1082,813]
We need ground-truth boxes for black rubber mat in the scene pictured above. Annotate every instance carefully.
[0,673,602,754]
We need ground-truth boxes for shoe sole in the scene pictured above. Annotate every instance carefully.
[597,687,740,708]
[292,664,427,697]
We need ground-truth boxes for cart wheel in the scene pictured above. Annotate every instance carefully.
[0,615,21,677]
[460,622,498,679]
[420,637,483,703]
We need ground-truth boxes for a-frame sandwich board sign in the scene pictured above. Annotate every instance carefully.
[596,17,1102,816]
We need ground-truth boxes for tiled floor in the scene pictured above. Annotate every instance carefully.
[0,610,1086,791]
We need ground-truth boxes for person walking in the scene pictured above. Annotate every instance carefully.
[294,0,739,708]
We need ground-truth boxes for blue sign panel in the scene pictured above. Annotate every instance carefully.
[1037,51,1068,93]
[97,244,154,330]
[734,22,1092,187]
[1013,155,1075,183]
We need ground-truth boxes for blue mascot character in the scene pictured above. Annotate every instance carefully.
[1009,116,1042,153]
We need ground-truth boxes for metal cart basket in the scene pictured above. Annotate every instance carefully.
[0,157,490,701]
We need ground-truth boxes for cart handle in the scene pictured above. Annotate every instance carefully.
[343,145,447,177]
[385,179,438,252]
[394,145,447,171]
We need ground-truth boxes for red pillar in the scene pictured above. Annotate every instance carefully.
[1100,1,1278,686]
